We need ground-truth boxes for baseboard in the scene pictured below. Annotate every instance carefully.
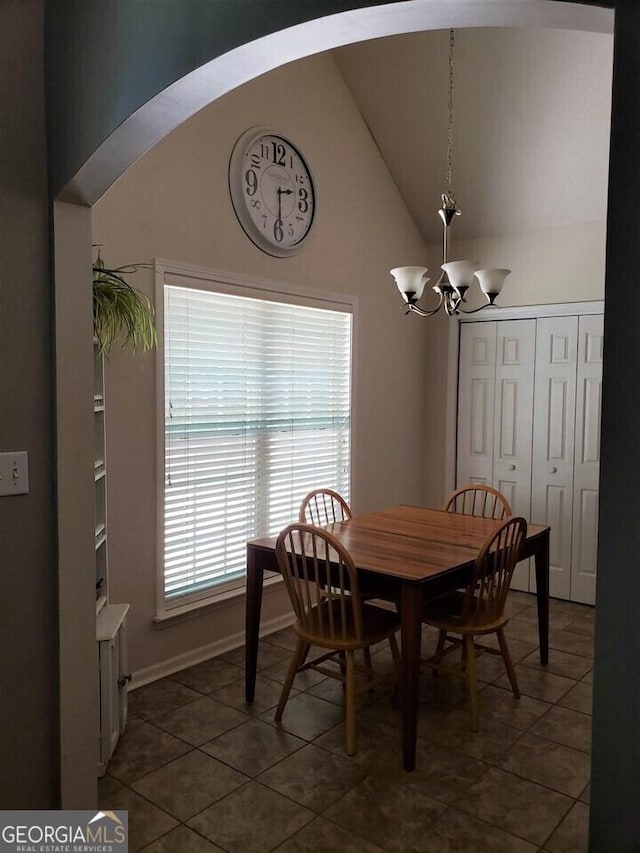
[129,610,295,690]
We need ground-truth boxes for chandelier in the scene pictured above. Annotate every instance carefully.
[390,30,510,317]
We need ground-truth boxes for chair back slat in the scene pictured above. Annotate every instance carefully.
[276,523,363,643]
[299,488,352,525]
[444,484,512,520]
[462,516,527,626]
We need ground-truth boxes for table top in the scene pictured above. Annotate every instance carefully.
[248,505,549,583]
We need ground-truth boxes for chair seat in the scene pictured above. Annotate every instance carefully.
[295,599,400,650]
[423,590,508,635]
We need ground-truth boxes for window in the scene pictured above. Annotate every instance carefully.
[161,275,352,610]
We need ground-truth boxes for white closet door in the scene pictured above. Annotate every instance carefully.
[531,316,579,599]
[456,322,497,488]
[493,320,536,590]
[571,314,603,605]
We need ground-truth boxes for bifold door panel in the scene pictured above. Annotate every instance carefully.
[571,315,603,604]
[456,312,602,604]
[531,316,578,600]
[457,322,497,487]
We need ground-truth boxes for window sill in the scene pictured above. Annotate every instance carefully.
[153,572,283,629]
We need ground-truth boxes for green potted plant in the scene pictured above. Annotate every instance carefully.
[92,251,157,354]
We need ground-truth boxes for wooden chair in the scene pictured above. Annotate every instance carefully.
[421,516,527,731]
[444,484,512,520]
[274,522,400,755]
[299,487,376,669]
[299,488,352,525]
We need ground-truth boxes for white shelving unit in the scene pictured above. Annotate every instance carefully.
[94,348,107,613]
[97,602,130,776]
[94,342,130,776]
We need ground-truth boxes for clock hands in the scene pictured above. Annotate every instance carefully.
[275,186,294,244]
[276,186,293,216]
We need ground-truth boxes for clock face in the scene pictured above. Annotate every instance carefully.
[229,128,316,257]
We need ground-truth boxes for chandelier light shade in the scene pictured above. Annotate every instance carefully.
[440,261,475,298]
[390,30,510,318]
[475,268,511,301]
[389,266,430,304]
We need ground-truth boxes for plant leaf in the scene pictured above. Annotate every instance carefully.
[92,259,156,354]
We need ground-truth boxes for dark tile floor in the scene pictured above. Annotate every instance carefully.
[99,591,593,852]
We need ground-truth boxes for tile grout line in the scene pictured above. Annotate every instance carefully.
[111,596,592,852]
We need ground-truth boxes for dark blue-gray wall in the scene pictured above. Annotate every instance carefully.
[589,1,640,850]
[0,0,58,807]
[44,0,403,197]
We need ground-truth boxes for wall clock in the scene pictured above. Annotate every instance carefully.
[229,127,316,258]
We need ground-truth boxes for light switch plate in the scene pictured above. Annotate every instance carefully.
[0,451,29,496]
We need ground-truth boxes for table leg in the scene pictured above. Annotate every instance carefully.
[245,553,264,702]
[534,530,550,665]
[400,583,422,772]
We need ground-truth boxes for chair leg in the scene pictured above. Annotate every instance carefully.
[433,628,447,677]
[464,634,479,732]
[497,627,520,699]
[388,631,401,672]
[275,638,308,721]
[388,631,401,707]
[345,649,356,755]
[363,646,373,674]
[338,650,347,690]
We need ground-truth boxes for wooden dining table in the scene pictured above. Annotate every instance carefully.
[244,505,550,771]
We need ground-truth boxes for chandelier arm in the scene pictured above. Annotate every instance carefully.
[457,303,499,315]
[444,291,463,315]
[405,292,444,317]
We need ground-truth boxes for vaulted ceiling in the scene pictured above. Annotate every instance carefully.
[333,27,613,247]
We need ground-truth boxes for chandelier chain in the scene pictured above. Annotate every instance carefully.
[391,28,510,317]
[443,28,457,210]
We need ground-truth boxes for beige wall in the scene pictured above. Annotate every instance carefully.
[444,220,606,310]
[92,53,429,675]
[335,28,612,248]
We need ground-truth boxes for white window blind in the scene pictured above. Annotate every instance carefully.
[163,282,352,606]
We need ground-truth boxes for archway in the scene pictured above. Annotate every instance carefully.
[53,0,613,812]
[57,1,611,205]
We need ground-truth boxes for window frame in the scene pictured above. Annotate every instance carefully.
[154,259,358,621]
